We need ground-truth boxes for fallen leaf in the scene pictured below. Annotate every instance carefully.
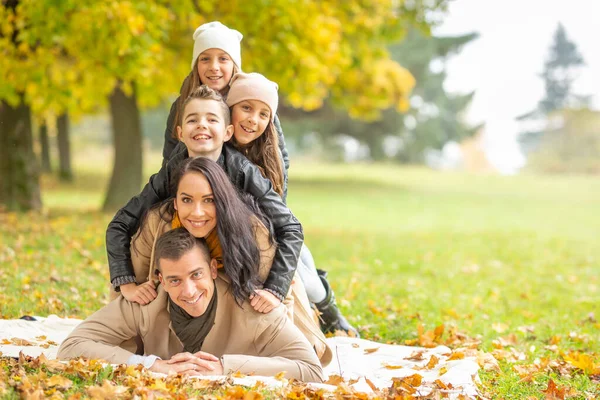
[364,378,378,391]
[477,351,501,372]
[274,371,287,381]
[425,355,439,369]
[364,347,379,354]
[542,379,567,400]
[406,350,426,361]
[325,374,344,385]
[45,375,72,389]
[563,352,600,375]
[383,364,403,370]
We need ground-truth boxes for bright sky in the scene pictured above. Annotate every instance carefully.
[434,0,600,173]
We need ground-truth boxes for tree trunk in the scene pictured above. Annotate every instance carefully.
[0,99,42,211]
[39,121,52,172]
[364,133,386,161]
[57,113,73,181]
[103,84,143,211]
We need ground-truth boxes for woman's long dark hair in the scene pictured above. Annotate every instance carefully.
[152,156,273,306]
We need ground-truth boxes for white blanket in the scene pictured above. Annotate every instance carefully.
[0,316,480,398]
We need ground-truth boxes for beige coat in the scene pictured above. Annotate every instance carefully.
[59,274,323,382]
[110,208,332,367]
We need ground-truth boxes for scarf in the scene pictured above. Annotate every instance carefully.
[169,283,218,353]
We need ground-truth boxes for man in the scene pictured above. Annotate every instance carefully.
[58,228,324,382]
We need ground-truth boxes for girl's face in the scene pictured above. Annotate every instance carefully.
[196,48,235,94]
[174,172,217,238]
[231,100,271,145]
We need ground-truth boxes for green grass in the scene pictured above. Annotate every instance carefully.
[1,153,599,398]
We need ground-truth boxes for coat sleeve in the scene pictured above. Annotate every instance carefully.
[221,306,324,383]
[235,158,303,300]
[57,298,143,364]
[273,114,289,203]
[131,209,163,283]
[162,98,181,168]
[253,217,276,284]
[106,144,187,286]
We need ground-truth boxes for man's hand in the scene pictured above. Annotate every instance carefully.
[120,281,157,305]
[250,289,281,313]
[150,351,222,376]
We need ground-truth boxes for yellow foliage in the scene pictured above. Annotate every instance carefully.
[0,0,442,120]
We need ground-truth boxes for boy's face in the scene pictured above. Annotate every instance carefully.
[177,98,233,161]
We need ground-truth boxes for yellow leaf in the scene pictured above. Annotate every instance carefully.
[563,352,600,375]
[364,347,379,354]
[45,375,72,389]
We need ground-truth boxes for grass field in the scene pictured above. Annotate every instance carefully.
[1,151,599,398]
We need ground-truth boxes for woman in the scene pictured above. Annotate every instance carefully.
[117,157,331,366]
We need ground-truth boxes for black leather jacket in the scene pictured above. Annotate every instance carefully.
[162,97,290,202]
[106,143,303,299]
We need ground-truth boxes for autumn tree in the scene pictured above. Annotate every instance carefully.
[0,0,42,211]
[518,23,588,154]
[2,0,447,211]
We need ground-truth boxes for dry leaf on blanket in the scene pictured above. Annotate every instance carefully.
[364,347,379,354]
[425,355,440,369]
[365,378,378,391]
[351,343,360,348]
[325,375,345,385]
[389,374,423,396]
[274,371,287,381]
[406,350,426,361]
[383,363,403,370]
[448,351,465,360]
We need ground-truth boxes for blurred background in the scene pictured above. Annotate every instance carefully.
[1,0,598,212]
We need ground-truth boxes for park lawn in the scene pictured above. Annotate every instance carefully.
[1,159,599,399]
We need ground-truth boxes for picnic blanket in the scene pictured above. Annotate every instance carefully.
[0,316,481,398]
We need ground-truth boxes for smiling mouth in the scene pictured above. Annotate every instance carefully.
[240,125,255,134]
[192,133,211,141]
[206,76,223,81]
[188,220,208,228]
[183,292,203,305]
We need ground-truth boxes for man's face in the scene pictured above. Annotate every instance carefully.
[158,246,218,317]
[177,98,233,161]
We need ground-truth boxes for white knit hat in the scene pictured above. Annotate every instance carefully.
[191,22,243,70]
[226,73,279,121]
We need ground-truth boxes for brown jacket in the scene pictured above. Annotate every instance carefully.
[58,274,324,382]
[110,208,332,367]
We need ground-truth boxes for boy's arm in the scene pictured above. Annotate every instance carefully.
[234,151,303,300]
[106,144,187,289]
[273,114,289,203]
[162,98,181,168]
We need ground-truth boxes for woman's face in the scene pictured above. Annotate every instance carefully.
[174,172,217,238]
[196,48,234,94]
[231,100,271,145]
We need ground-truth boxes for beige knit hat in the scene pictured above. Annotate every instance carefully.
[226,73,279,121]
[191,22,243,70]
